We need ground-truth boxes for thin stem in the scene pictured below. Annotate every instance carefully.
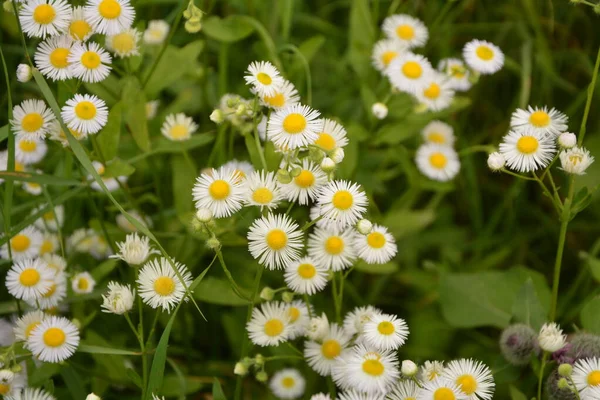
[458,145,495,157]
[303,294,313,318]
[332,272,341,324]
[538,352,548,400]
[251,96,268,170]
[301,215,324,232]
[532,171,562,215]
[285,342,303,356]
[579,44,600,145]
[216,249,251,302]
[501,169,537,181]
[125,313,147,399]
[144,310,160,348]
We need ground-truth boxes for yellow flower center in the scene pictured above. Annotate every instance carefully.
[43,283,57,298]
[264,93,285,108]
[332,190,353,210]
[433,388,456,400]
[282,113,307,134]
[154,276,175,296]
[43,327,66,347]
[325,236,344,255]
[428,132,446,144]
[424,83,441,99]
[264,318,284,337]
[252,188,273,204]
[19,140,37,152]
[50,48,69,68]
[40,240,53,254]
[297,263,316,279]
[281,377,295,388]
[77,278,89,291]
[266,229,287,250]
[529,110,550,127]
[33,4,56,24]
[21,113,44,133]
[81,51,101,69]
[208,180,230,200]
[377,321,395,335]
[396,24,415,40]
[362,359,384,376]
[112,32,136,53]
[25,322,40,338]
[450,65,465,78]
[381,50,398,66]
[315,133,336,151]
[70,20,92,40]
[516,136,539,154]
[288,307,300,322]
[75,101,97,120]
[43,211,55,221]
[402,61,422,79]
[98,0,122,19]
[475,45,494,61]
[169,124,189,139]
[588,370,600,386]
[456,374,477,395]
[569,154,583,165]
[256,72,272,85]
[294,170,315,188]
[321,339,341,359]
[0,383,9,395]
[429,152,447,169]
[367,232,386,249]
[12,234,31,252]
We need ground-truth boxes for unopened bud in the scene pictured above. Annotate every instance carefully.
[487,152,505,171]
[234,362,248,376]
[210,109,224,124]
[371,102,388,120]
[308,147,325,163]
[558,363,573,377]
[276,169,292,184]
[206,237,221,250]
[260,287,275,301]
[196,208,213,222]
[86,393,102,400]
[282,291,294,303]
[254,354,265,366]
[558,132,577,149]
[185,20,202,33]
[557,377,569,390]
[320,157,336,172]
[3,0,15,13]
[356,219,373,235]
[290,166,302,177]
[331,148,345,164]
[235,104,247,116]
[255,370,268,383]
[401,360,418,377]
[16,64,32,83]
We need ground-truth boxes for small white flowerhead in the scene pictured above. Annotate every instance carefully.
[538,322,567,353]
[330,147,345,164]
[209,109,224,124]
[101,281,135,314]
[27,315,80,363]
[559,146,594,175]
[144,20,169,45]
[195,208,213,223]
[71,271,96,294]
[487,152,505,171]
[269,368,306,399]
[401,359,418,376]
[320,157,336,172]
[16,64,32,82]
[306,313,329,341]
[234,362,248,376]
[356,219,373,235]
[372,102,388,119]
[86,393,102,400]
[110,233,158,265]
[558,132,577,149]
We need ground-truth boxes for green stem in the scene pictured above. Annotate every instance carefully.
[125,313,147,399]
[458,145,496,157]
[303,294,313,318]
[216,249,251,302]
[537,352,548,400]
[501,169,537,181]
[579,44,600,145]
[532,171,562,215]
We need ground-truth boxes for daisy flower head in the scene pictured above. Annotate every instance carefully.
[1,226,43,260]
[67,41,112,83]
[23,180,44,196]
[101,281,135,314]
[583,386,600,400]
[69,6,94,41]
[144,20,169,45]
[243,170,282,210]
[415,72,455,112]
[146,100,159,120]
[0,369,21,397]
[307,227,357,271]
[284,256,328,295]
[246,301,291,346]
[5,387,56,400]
[268,104,321,150]
[306,312,330,341]
[40,233,59,255]
[417,377,468,400]
[247,213,303,270]
[332,344,400,395]
[28,315,79,363]
[34,205,65,232]
[463,39,504,75]
[313,118,349,152]
[438,58,472,92]
[371,39,406,73]
[442,359,495,400]
[29,271,67,310]
[105,28,141,58]
[160,113,198,141]
[382,14,428,48]
[538,322,566,352]
[244,61,284,98]
[261,79,300,110]
[343,305,383,336]
[560,146,594,175]
[84,0,135,35]
[310,394,331,400]
[111,232,158,265]
[354,224,397,265]
[510,106,569,138]
[14,310,47,342]
[415,143,461,182]
[269,368,306,399]
[61,93,108,135]
[192,167,244,218]
[316,180,368,229]
[10,99,55,140]
[337,391,386,400]
[71,271,96,294]
[304,323,351,376]
[34,34,74,81]
[387,52,433,94]
[48,119,88,146]
[42,253,66,276]
[363,313,409,351]
[15,137,48,165]
[420,361,446,382]
[280,158,327,205]
[422,120,455,146]
[220,159,255,182]
[388,380,420,400]
[573,358,600,396]
[19,0,70,38]
[137,257,193,313]
[115,210,152,233]
[499,130,556,173]
[285,300,311,339]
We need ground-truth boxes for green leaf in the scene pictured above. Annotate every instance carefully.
[203,15,255,43]
[193,276,249,306]
[212,378,227,400]
[348,0,375,79]
[0,124,7,143]
[30,363,61,386]
[161,373,205,397]
[509,385,528,400]
[91,259,118,281]
[103,158,136,178]
[297,35,326,63]
[354,260,398,274]
[384,210,436,239]
[172,155,196,217]
[0,171,82,186]
[581,296,600,334]
[60,366,87,400]
[126,368,143,389]
[511,279,548,330]
[96,102,123,161]
[586,256,600,282]
[122,77,150,152]
[78,344,140,356]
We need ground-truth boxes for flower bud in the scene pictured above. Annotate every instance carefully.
[210,109,224,124]
[487,152,505,171]
[401,360,418,377]
[331,148,345,164]
[281,291,294,303]
[3,0,15,13]
[539,322,567,353]
[558,132,577,149]
[234,362,248,376]
[371,102,388,120]
[16,64,32,83]
[290,167,302,178]
[356,219,373,235]
[185,20,202,33]
[86,393,102,400]
[567,332,600,360]
[259,287,274,301]
[558,364,573,377]
[546,370,577,400]
[499,323,538,365]
[320,157,336,172]
[255,370,268,383]
[254,354,264,366]
[196,208,213,223]
[557,378,569,390]
[276,169,292,184]
[206,237,221,250]
[235,104,247,116]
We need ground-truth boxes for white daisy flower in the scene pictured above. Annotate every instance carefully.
[105,28,140,58]
[22,181,44,196]
[538,322,566,352]
[279,159,327,205]
[309,394,331,400]
[415,143,461,181]
[372,39,406,73]
[382,14,428,48]
[573,358,600,397]
[84,0,135,35]
[14,310,47,342]
[137,257,193,313]
[15,137,47,165]
[1,226,43,260]
[42,253,66,276]
[442,359,495,400]
[0,369,22,397]
[160,113,197,141]
[415,72,455,112]
[220,159,255,181]
[144,20,169,45]
[48,119,88,146]
[268,104,321,150]
[17,63,32,83]
[68,228,95,253]
[243,170,282,210]
[304,323,351,376]
[420,361,446,382]
[101,281,135,314]
[510,106,569,138]
[343,305,382,336]
[315,180,368,229]
[387,52,433,94]
[388,380,420,400]
[499,130,556,173]
[246,301,291,346]
[61,93,108,135]
[19,0,70,38]
[261,79,300,110]
[560,146,594,175]
[28,315,80,363]
[463,39,504,75]
[417,377,468,400]
[313,118,349,152]
[583,386,600,400]
[438,58,472,92]
[244,61,284,98]
[421,120,455,146]
[307,227,357,271]
[10,100,55,140]
[247,213,303,270]
[115,210,152,233]
[337,391,386,400]
[354,224,397,265]
[39,233,59,255]
[67,41,112,83]
[71,271,95,294]
[110,232,158,265]
[145,100,159,120]
[363,313,409,351]
[34,34,74,81]
[332,344,400,395]
[284,256,328,295]
[28,272,67,310]
[33,205,65,232]
[5,387,56,400]
[192,167,244,218]
[269,368,306,399]
[285,300,311,339]
[68,6,94,41]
